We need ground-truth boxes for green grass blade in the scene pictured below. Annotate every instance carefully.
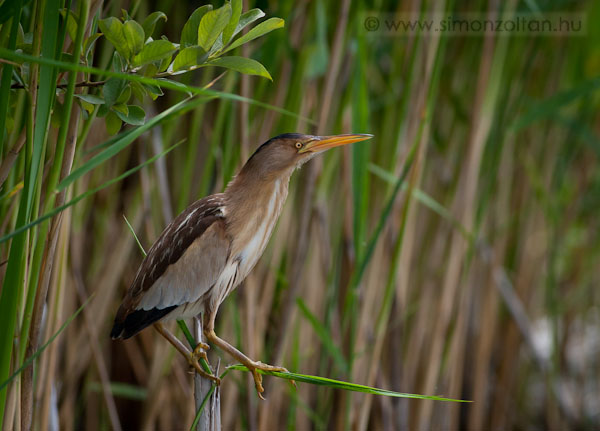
[0,48,314,125]
[0,0,59,421]
[0,295,92,392]
[0,141,182,244]
[28,0,60,218]
[58,97,208,190]
[0,194,29,422]
[368,162,473,241]
[510,76,600,132]
[122,214,146,256]
[226,365,470,402]
[351,22,371,263]
[350,142,417,289]
[296,298,348,374]
[175,320,214,376]
[88,382,148,401]
[177,319,196,348]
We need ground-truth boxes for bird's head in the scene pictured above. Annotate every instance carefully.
[246,133,373,178]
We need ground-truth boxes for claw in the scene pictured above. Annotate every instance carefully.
[194,342,210,352]
[245,361,290,400]
[192,342,210,363]
[187,353,220,385]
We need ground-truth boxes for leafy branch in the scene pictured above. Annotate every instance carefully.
[8,0,283,136]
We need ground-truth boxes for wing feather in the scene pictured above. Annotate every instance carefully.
[111,194,230,339]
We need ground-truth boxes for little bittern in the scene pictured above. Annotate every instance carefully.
[111,133,372,398]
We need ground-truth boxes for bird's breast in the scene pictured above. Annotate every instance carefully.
[227,179,288,287]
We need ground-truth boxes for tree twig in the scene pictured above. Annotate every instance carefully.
[10,80,106,90]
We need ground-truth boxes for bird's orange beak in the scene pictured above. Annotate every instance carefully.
[300,134,373,153]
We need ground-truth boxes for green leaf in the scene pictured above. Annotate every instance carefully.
[103,77,127,106]
[112,103,128,116]
[116,84,131,104]
[210,0,243,54]
[133,40,177,67]
[97,103,109,117]
[0,48,312,125]
[180,5,212,48]
[77,99,94,114]
[227,365,470,402]
[122,20,145,60]
[142,11,167,39]
[233,9,265,37]
[98,17,129,60]
[172,46,207,71]
[130,81,147,101]
[223,17,284,54]
[50,100,64,128]
[206,56,271,80]
[158,53,172,73]
[157,78,194,96]
[112,51,125,72]
[222,0,242,46]
[121,9,131,21]
[83,33,102,61]
[75,93,104,105]
[59,9,78,48]
[114,105,145,125]
[197,3,231,52]
[142,63,158,77]
[105,110,122,135]
[142,83,163,97]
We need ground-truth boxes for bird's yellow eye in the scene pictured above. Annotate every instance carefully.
[295,142,303,149]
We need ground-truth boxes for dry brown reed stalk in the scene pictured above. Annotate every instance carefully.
[467,74,518,427]
[0,133,26,188]
[22,103,82,431]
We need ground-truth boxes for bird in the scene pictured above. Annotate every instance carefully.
[111,133,373,398]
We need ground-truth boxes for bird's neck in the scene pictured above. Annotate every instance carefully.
[223,167,293,259]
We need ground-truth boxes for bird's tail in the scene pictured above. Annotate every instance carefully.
[110,305,176,339]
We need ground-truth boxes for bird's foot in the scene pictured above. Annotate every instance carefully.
[244,361,290,400]
[187,352,220,385]
[191,341,210,362]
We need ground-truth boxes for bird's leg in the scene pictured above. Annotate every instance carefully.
[153,322,220,385]
[203,315,287,400]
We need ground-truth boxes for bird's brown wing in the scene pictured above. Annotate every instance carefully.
[111,194,230,339]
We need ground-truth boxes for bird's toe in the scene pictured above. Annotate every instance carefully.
[251,369,265,397]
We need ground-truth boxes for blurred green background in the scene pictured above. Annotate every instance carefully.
[0,0,599,429]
